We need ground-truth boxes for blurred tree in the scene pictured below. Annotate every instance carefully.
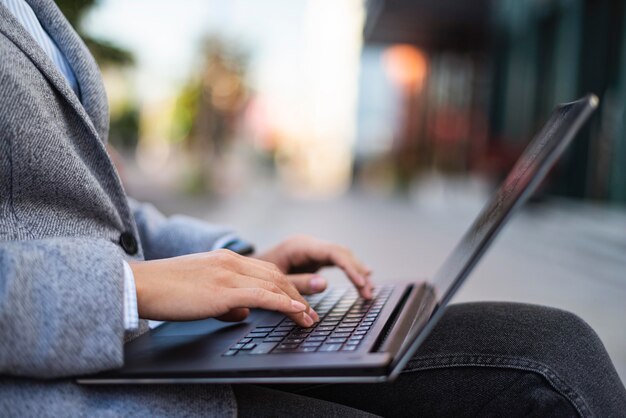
[56,0,139,150]
[172,37,249,194]
[56,0,134,66]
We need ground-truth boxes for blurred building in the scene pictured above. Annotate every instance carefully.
[362,0,626,204]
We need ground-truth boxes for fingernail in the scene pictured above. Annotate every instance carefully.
[310,276,327,292]
[356,275,366,286]
[308,307,320,322]
[302,312,314,327]
[291,300,306,311]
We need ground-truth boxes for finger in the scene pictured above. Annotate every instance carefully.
[225,252,310,301]
[216,308,250,322]
[342,249,372,281]
[215,250,319,320]
[232,275,319,326]
[338,249,373,298]
[356,263,374,298]
[302,242,367,287]
[226,273,319,324]
[328,250,372,299]
[288,274,327,295]
[224,288,314,327]
[246,262,320,322]
[290,239,373,299]
[224,250,286,277]
[292,241,371,299]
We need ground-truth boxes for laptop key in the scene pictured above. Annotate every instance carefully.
[302,341,323,347]
[341,345,358,351]
[278,343,299,350]
[223,350,238,356]
[264,337,284,343]
[250,342,279,355]
[241,343,256,350]
[238,338,252,344]
[327,337,347,344]
[277,326,295,331]
[247,332,269,339]
[316,326,336,332]
[319,344,342,352]
[269,331,289,337]
[337,325,356,330]
[254,327,275,333]
[311,331,331,337]
[307,336,327,342]
[297,346,318,353]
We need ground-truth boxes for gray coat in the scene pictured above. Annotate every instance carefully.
[0,0,236,415]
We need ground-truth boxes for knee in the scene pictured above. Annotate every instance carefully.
[424,302,609,364]
[415,303,625,418]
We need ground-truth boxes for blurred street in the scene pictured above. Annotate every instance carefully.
[126,172,626,384]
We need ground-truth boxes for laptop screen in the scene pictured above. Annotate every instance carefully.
[391,94,598,377]
[431,94,598,306]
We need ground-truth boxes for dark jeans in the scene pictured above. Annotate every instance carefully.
[234,302,626,417]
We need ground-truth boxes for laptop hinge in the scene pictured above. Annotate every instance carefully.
[371,284,416,353]
[372,282,430,355]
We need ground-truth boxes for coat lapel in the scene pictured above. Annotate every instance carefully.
[27,0,110,143]
[0,0,109,144]
[0,0,137,235]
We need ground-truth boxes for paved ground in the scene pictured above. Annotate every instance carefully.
[126,173,626,384]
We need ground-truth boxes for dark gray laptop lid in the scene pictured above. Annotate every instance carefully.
[389,94,599,379]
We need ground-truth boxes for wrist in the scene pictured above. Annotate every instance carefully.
[128,260,149,318]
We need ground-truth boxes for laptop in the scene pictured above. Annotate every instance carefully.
[78,94,598,385]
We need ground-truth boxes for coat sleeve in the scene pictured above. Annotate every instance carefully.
[0,237,126,378]
[128,198,237,260]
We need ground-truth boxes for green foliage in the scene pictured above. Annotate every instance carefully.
[108,104,140,150]
[54,0,96,26]
[83,36,134,66]
[171,80,202,143]
[56,0,134,67]
[56,0,139,149]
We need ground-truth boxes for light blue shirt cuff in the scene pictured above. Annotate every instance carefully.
[211,232,241,251]
[122,260,139,331]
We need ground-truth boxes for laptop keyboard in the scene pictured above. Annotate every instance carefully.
[222,285,393,356]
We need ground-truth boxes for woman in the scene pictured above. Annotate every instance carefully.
[0,0,624,416]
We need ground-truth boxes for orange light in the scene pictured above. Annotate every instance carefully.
[383,44,428,88]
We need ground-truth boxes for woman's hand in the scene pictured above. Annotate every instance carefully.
[129,249,319,327]
[255,235,373,299]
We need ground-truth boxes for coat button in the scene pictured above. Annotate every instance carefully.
[119,232,138,255]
